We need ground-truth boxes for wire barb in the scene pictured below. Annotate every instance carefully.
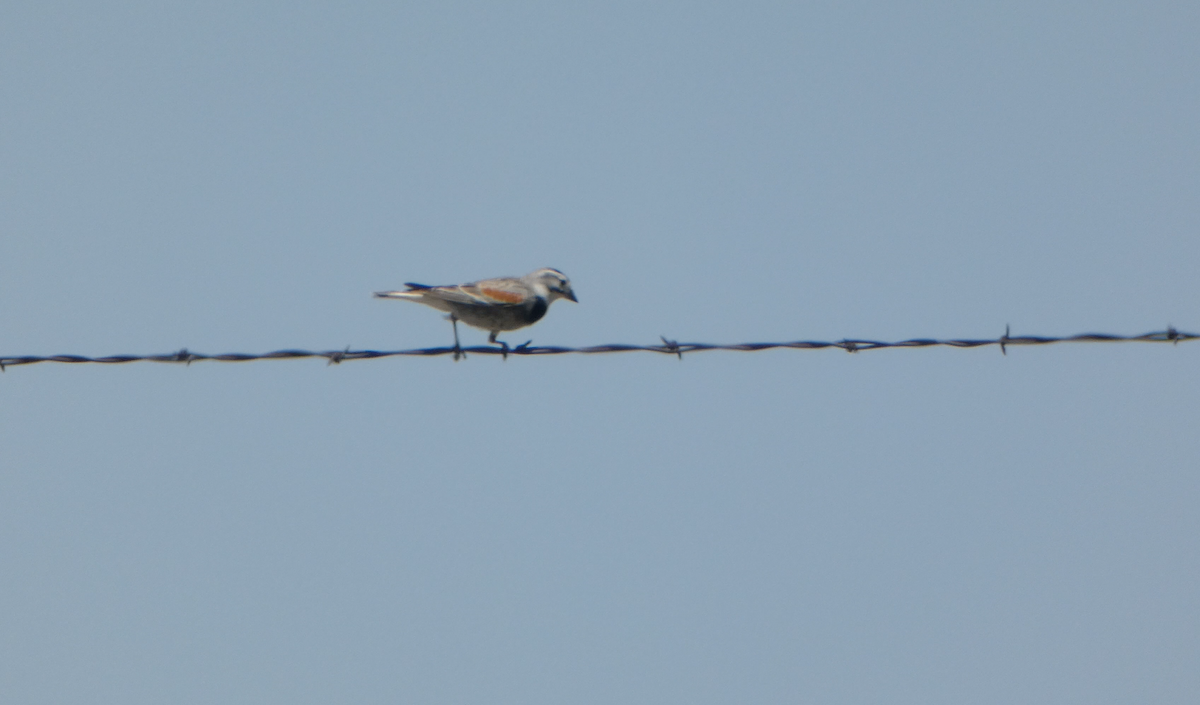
[327,345,351,366]
[0,328,1194,369]
[660,337,683,360]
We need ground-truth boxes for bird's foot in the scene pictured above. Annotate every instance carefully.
[450,316,465,361]
[487,332,511,361]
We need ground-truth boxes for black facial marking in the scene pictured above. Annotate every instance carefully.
[528,297,548,323]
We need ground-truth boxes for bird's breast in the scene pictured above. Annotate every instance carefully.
[527,297,548,324]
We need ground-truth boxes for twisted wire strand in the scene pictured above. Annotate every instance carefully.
[1,328,1194,370]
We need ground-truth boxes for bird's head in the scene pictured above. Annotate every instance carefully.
[530,268,578,303]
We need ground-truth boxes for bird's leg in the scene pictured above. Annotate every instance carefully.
[488,331,509,360]
[448,314,465,361]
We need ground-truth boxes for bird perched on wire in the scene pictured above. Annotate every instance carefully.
[374,268,578,359]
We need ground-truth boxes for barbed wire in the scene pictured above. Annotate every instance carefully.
[0,327,1193,370]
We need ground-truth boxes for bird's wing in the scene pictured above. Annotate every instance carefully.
[377,277,529,307]
[418,277,528,307]
[462,277,530,305]
[388,278,525,305]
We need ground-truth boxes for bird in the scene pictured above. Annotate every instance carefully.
[374,267,578,359]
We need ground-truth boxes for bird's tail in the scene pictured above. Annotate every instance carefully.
[373,289,425,299]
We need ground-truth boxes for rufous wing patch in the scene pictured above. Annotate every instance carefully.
[478,287,525,304]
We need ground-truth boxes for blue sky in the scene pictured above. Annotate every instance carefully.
[2,4,1198,703]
